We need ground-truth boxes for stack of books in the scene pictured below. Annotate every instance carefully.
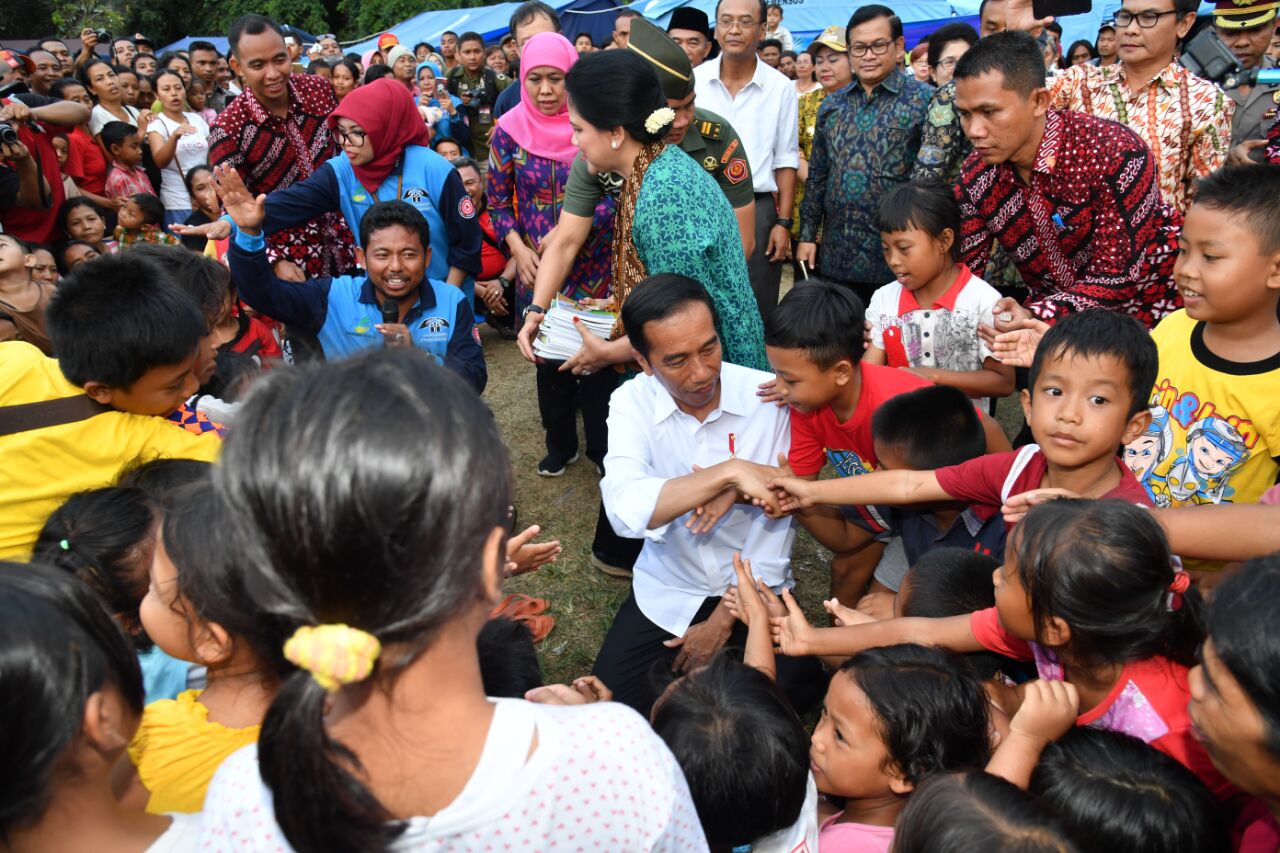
[532,296,618,361]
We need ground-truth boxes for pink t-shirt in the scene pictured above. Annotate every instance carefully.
[969,607,1235,800]
[818,814,894,853]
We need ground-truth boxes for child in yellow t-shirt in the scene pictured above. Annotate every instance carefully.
[125,480,287,813]
[1126,164,1280,509]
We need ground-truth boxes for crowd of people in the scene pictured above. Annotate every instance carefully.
[2,0,1280,850]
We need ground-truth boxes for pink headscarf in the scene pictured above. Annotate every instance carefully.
[495,32,578,165]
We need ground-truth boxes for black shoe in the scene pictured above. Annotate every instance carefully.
[537,452,580,477]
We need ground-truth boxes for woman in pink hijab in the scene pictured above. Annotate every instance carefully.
[486,31,617,476]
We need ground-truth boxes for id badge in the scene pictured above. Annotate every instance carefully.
[479,105,492,123]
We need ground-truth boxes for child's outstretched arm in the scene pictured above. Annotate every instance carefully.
[767,469,953,514]
[728,552,778,680]
[769,591,982,659]
[986,679,1080,789]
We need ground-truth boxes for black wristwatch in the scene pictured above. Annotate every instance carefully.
[524,303,546,319]
[498,275,513,290]
[774,217,794,229]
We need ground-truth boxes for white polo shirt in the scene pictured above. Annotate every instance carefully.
[694,56,800,194]
[601,362,797,636]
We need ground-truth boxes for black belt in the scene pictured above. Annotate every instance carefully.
[754,191,774,199]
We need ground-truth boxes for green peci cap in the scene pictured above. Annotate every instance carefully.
[626,15,695,101]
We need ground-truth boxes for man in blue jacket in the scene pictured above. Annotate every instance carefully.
[224,186,486,393]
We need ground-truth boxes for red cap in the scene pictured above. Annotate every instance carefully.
[377,32,400,50]
[0,50,36,75]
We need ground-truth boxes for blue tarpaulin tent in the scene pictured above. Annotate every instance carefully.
[156,36,230,55]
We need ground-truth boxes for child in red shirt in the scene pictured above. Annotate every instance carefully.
[770,309,1156,526]
[763,281,1010,603]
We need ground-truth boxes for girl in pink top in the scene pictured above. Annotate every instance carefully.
[810,643,991,852]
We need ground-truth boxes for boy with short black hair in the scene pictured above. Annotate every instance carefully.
[101,121,153,201]
[114,192,181,248]
[0,251,219,559]
[793,385,1007,608]
[770,308,1158,521]
[765,281,1009,602]
[1125,163,1280,510]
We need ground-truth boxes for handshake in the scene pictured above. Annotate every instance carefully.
[690,454,823,525]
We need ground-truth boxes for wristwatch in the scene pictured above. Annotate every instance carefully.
[774,217,794,229]
[498,275,513,291]
[524,303,546,319]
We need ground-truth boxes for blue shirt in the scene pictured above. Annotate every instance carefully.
[798,74,933,283]
[254,145,482,282]
[848,503,1007,566]
[493,82,520,120]
[229,227,487,393]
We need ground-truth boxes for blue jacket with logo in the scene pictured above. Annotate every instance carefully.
[255,144,482,286]
[228,227,486,393]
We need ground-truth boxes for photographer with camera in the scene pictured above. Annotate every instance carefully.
[0,53,91,245]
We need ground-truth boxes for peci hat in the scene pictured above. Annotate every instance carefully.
[668,6,714,40]
[1212,0,1278,29]
[628,16,696,100]
[806,25,848,56]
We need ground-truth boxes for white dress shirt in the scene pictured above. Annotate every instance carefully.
[601,362,796,636]
[694,56,800,194]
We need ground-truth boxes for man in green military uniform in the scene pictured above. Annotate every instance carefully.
[556,15,756,256]
[1216,0,1280,163]
[447,31,512,162]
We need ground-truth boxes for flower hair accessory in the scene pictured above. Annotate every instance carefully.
[1166,570,1192,612]
[644,107,676,135]
[284,624,382,691]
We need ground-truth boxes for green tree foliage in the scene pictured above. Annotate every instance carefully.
[339,0,493,40]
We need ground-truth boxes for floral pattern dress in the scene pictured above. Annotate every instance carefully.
[792,87,827,240]
[631,146,768,372]
[487,124,614,314]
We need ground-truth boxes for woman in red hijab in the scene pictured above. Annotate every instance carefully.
[487,32,617,477]
[180,77,481,288]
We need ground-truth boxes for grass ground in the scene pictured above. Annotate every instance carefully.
[482,270,1024,685]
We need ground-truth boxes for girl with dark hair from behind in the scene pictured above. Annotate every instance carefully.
[196,348,706,853]
[1029,728,1229,853]
[33,486,193,705]
[892,769,1079,853]
[0,565,202,849]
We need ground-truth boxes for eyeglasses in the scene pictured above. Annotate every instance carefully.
[849,39,894,57]
[716,16,759,31]
[1114,9,1180,27]
[935,57,959,70]
[336,127,367,145]
[319,33,337,41]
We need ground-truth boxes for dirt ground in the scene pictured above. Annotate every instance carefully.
[482,269,1024,685]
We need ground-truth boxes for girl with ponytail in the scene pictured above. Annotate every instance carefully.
[197,348,706,853]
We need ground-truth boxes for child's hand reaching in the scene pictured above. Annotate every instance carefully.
[729,552,778,679]
[769,589,817,656]
[504,524,561,577]
[766,476,818,513]
[1009,679,1080,747]
[1001,488,1079,524]
[986,679,1080,789]
[827,597,879,626]
[525,675,613,705]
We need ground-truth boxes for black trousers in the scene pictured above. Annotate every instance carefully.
[535,360,615,465]
[592,589,827,718]
[747,193,783,323]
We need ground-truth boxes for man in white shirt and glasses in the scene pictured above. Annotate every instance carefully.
[695,0,800,323]
[592,275,824,716]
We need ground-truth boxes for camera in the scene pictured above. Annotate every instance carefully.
[94,29,112,44]
[0,123,18,145]
[1178,28,1280,88]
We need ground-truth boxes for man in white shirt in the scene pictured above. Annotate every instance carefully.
[593,275,823,715]
[695,0,800,323]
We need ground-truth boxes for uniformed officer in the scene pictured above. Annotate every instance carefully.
[1215,0,1280,163]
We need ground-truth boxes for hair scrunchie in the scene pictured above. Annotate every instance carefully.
[284,624,382,691]
[1166,570,1192,612]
